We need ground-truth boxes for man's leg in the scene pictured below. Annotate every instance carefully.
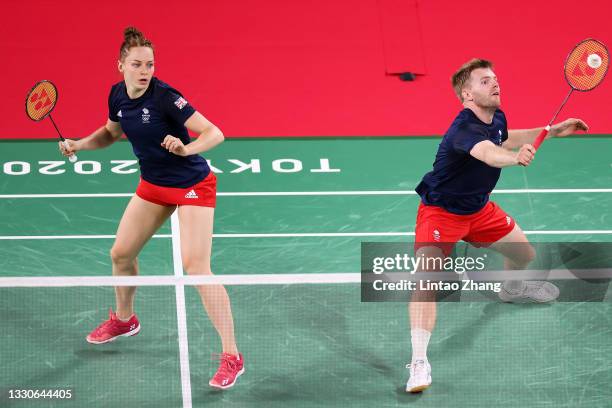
[490,223,559,302]
[406,246,445,393]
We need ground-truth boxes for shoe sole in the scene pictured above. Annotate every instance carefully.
[208,368,245,390]
[86,325,141,345]
[407,384,430,393]
[406,374,432,393]
[498,289,558,303]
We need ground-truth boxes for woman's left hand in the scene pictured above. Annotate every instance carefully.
[161,135,189,156]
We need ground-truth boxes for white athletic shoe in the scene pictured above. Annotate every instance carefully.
[406,359,431,393]
[498,281,560,303]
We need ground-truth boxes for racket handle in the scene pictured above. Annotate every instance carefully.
[62,141,78,163]
[533,125,550,150]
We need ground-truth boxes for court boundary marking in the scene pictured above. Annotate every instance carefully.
[2,230,612,241]
[2,188,611,406]
[170,212,192,408]
[1,269,611,287]
[2,188,612,199]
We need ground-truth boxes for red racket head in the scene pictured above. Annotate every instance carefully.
[564,39,609,92]
[25,80,58,121]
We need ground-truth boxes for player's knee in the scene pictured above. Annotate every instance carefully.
[521,244,537,266]
[182,256,211,275]
[421,260,443,273]
[527,245,536,263]
[416,247,446,272]
[411,290,437,302]
[512,244,536,268]
[110,245,135,265]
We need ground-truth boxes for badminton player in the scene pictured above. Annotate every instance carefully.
[59,27,244,389]
[406,58,588,392]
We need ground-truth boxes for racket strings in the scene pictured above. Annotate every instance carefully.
[565,39,609,91]
[26,81,58,121]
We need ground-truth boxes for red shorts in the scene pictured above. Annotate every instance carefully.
[414,201,515,256]
[136,172,217,207]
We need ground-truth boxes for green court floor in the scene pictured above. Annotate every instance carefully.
[1,137,611,407]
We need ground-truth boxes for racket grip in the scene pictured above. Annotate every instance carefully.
[62,140,78,162]
[533,125,550,150]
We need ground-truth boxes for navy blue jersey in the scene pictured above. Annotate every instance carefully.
[108,77,210,188]
[415,108,508,215]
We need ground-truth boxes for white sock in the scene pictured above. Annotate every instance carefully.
[411,328,431,363]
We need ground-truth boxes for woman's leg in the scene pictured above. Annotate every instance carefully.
[177,205,238,355]
[111,195,175,319]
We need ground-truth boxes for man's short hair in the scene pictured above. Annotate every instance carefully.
[451,58,493,102]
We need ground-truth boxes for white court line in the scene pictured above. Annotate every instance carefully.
[0,269,610,288]
[0,235,171,240]
[170,212,192,408]
[1,188,612,199]
[214,231,612,237]
[0,273,361,287]
[2,230,612,240]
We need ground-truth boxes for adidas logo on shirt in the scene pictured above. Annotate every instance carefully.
[117,110,122,118]
[185,190,199,199]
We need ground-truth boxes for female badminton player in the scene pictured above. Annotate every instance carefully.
[59,27,243,390]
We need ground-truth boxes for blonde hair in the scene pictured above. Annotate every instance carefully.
[119,27,154,61]
[451,58,493,102]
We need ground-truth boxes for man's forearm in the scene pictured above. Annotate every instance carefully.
[504,128,545,149]
[482,145,519,168]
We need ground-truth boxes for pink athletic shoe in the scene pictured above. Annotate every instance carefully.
[209,353,245,389]
[86,308,140,344]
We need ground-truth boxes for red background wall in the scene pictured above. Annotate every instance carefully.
[3,0,611,138]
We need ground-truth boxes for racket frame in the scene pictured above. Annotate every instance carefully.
[533,39,609,150]
[25,80,77,161]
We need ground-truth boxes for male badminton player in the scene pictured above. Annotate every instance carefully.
[59,27,244,389]
[406,58,588,392]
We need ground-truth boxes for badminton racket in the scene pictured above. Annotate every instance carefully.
[25,80,77,162]
[533,38,609,150]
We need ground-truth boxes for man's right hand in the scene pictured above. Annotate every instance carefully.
[516,144,535,166]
